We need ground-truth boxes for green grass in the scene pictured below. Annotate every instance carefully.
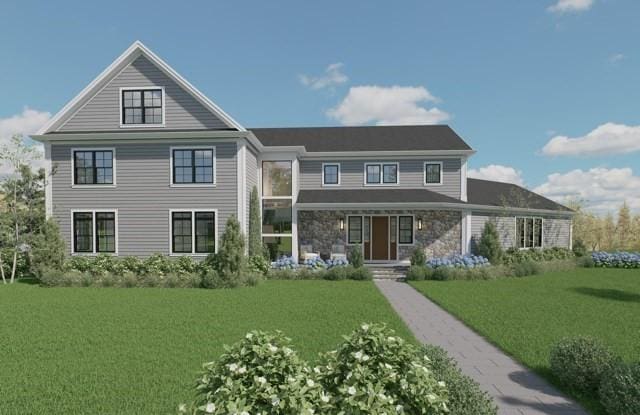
[410,268,640,414]
[0,281,413,414]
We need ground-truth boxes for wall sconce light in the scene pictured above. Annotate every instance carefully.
[339,218,345,230]
[417,218,423,230]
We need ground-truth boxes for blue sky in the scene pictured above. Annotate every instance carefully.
[1,0,638,212]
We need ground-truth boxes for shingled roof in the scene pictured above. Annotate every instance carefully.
[467,178,572,212]
[250,125,472,152]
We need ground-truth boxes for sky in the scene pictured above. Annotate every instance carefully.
[0,0,639,213]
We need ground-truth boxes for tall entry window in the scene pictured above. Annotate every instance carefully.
[262,161,293,260]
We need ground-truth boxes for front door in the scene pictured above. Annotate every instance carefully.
[371,216,389,260]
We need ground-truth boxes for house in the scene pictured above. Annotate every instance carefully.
[32,41,573,264]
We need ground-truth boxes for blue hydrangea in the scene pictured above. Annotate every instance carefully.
[271,255,299,270]
[591,252,640,268]
[425,254,490,269]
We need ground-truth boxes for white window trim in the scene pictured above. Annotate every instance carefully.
[70,147,117,188]
[424,161,444,186]
[168,209,219,256]
[321,162,341,187]
[260,159,296,259]
[397,214,415,246]
[70,209,119,255]
[346,215,364,245]
[119,86,166,128]
[515,216,544,250]
[169,146,217,187]
[363,162,400,186]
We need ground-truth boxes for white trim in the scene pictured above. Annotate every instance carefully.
[70,147,117,188]
[237,142,247,236]
[569,222,573,251]
[118,86,166,128]
[460,157,468,202]
[462,210,472,254]
[363,162,400,186]
[44,142,53,219]
[70,209,119,255]
[168,209,219,256]
[169,145,216,187]
[37,40,244,135]
[424,161,443,186]
[299,150,477,158]
[321,162,341,187]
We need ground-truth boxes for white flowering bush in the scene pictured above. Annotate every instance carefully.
[180,330,330,415]
[317,323,449,414]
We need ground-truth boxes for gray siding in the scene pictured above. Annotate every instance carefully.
[299,158,461,199]
[245,145,258,226]
[544,218,571,248]
[59,56,229,131]
[51,141,238,257]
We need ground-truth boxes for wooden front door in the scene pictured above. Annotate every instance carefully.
[371,216,389,260]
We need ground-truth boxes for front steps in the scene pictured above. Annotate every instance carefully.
[367,266,408,281]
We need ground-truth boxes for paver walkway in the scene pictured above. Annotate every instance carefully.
[375,279,588,415]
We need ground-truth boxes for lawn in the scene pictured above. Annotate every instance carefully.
[0,281,413,414]
[411,268,640,413]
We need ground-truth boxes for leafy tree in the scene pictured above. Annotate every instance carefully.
[602,213,616,251]
[616,201,632,250]
[28,219,66,279]
[248,186,262,257]
[476,221,503,264]
[215,215,246,280]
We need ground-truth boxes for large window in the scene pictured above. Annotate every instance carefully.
[73,150,114,185]
[122,88,163,125]
[516,217,543,249]
[425,162,442,185]
[171,210,217,254]
[398,216,414,244]
[365,163,398,185]
[262,161,293,260]
[172,148,215,185]
[348,216,363,244]
[72,210,117,254]
[322,163,340,186]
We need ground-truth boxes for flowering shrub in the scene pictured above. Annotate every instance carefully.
[180,330,330,415]
[426,254,490,269]
[318,323,449,414]
[502,247,574,265]
[271,255,299,270]
[326,257,349,268]
[591,252,640,268]
[303,257,328,270]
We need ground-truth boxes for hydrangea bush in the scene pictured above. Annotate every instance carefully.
[591,252,640,268]
[426,254,490,269]
[271,256,299,270]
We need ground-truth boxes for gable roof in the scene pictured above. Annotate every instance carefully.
[37,41,244,135]
[250,125,472,152]
[467,178,572,212]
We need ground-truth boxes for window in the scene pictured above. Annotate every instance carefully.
[172,148,215,185]
[122,88,163,125]
[261,160,294,259]
[322,163,340,185]
[425,162,442,185]
[516,217,543,249]
[72,210,117,254]
[365,163,398,185]
[262,161,292,196]
[263,236,292,261]
[348,216,363,244]
[262,199,292,234]
[399,216,414,244]
[171,210,217,254]
[73,150,114,185]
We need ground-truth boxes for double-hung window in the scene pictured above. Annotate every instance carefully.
[516,217,543,249]
[171,210,217,254]
[172,148,215,185]
[365,163,398,185]
[424,162,443,185]
[72,210,117,254]
[121,88,163,125]
[398,216,414,244]
[322,163,340,186]
[348,216,363,244]
[73,149,114,185]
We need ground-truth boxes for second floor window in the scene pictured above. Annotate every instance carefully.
[323,163,340,185]
[425,162,442,184]
[122,89,163,125]
[172,149,215,184]
[365,163,398,185]
[74,150,113,185]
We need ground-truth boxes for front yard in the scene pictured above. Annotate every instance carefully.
[410,268,640,413]
[0,281,413,414]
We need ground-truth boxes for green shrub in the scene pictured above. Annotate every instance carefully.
[423,344,497,415]
[200,268,223,289]
[216,216,246,279]
[410,247,426,266]
[64,256,93,273]
[476,222,503,264]
[247,255,270,276]
[510,260,542,277]
[267,268,299,280]
[324,265,347,280]
[318,323,449,414]
[577,256,595,268]
[538,259,576,274]
[142,253,177,276]
[406,265,428,281]
[572,239,588,257]
[549,336,618,394]
[248,186,262,257]
[348,245,364,268]
[28,219,66,279]
[180,330,328,415]
[503,247,575,265]
[599,362,640,415]
[345,266,372,280]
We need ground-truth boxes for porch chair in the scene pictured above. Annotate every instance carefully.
[300,244,320,261]
[330,244,348,261]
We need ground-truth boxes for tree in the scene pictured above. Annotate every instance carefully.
[216,215,246,278]
[602,213,616,251]
[248,186,262,257]
[616,201,632,250]
[632,214,640,251]
[0,135,42,283]
[476,221,503,264]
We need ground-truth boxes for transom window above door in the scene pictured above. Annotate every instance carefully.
[171,148,215,185]
[365,162,399,185]
[121,88,164,126]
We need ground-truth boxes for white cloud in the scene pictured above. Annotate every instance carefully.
[609,53,625,64]
[0,108,51,176]
[299,63,348,90]
[541,122,640,157]
[548,0,594,14]
[468,164,525,186]
[327,85,450,126]
[534,167,640,212]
